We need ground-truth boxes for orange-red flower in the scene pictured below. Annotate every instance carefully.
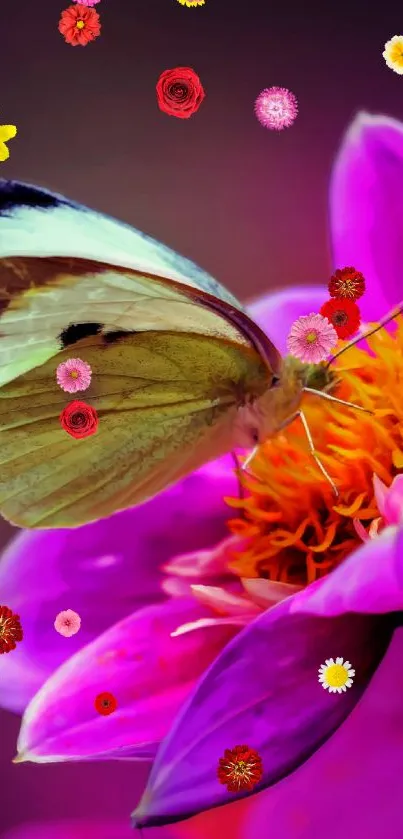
[0,605,23,654]
[58,4,101,46]
[328,266,366,300]
[217,745,263,792]
[320,297,361,339]
[94,691,117,715]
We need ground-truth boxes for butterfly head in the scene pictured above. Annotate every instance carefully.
[234,355,338,449]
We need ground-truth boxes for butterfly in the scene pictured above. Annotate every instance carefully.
[0,180,399,530]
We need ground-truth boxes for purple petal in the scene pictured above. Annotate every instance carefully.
[291,524,403,617]
[131,598,392,828]
[330,112,403,319]
[0,456,237,714]
[16,598,236,764]
[242,628,403,839]
[247,287,327,355]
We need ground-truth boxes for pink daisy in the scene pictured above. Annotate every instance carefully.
[254,86,298,131]
[286,312,338,363]
[54,609,81,637]
[56,358,92,393]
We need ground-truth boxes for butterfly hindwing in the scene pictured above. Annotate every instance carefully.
[0,331,270,528]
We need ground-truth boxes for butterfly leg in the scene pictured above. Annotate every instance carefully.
[276,410,339,497]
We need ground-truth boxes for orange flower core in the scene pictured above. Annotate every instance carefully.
[226,317,403,586]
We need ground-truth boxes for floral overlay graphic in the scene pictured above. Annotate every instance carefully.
[217,745,263,792]
[56,359,92,393]
[54,610,82,638]
[156,67,205,119]
[0,606,23,654]
[254,86,298,131]
[59,401,98,439]
[318,658,355,694]
[58,4,101,46]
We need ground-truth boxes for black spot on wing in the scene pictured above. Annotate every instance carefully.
[59,322,103,348]
[103,330,132,344]
[0,180,78,216]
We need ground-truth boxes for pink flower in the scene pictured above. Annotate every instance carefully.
[56,358,92,393]
[286,312,338,363]
[54,610,81,638]
[254,86,298,131]
[354,474,403,541]
[73,0,100,5]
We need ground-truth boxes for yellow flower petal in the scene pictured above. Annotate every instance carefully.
[0,124,17,142]
[0,142,10,162]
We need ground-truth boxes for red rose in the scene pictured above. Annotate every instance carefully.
[156,66,205,119]
[60,400,98,439]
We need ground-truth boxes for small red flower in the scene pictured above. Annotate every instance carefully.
[320,298,361,339]
[217,744,263,792]
[156,67,205,119]
[0,605,23,654]
[328,267,366,301]
[60,400,98,439]
[58,4,101,46]
[94,691,118,716]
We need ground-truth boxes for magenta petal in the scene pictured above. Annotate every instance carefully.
[247,287,327,355]
[291,526,403,617]
[0,455,237,714]
[131,599,392,828]
[0,822,134,839]
[330,112,403,319]
[16,598,236,763]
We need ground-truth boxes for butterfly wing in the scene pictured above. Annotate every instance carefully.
[0,181,280,528]
[0,331,269,528]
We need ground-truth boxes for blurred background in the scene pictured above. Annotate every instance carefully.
[1,0,403,834]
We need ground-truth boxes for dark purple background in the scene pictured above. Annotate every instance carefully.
[0,0,402,834]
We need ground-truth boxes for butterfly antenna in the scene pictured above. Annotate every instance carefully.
[303,387,374,414]
[326,301,403,369]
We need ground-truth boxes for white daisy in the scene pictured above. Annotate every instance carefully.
[318,657,355,694]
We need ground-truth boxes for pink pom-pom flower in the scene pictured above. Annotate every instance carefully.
[287,312,338,363]
[254,86,298,131]
[56,358,92,393]
[54,609,81,637]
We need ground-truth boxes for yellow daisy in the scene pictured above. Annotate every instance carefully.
[0,124,17,162]
[383,35,403,75]
[318,658,355,694]
[176,0,205,6]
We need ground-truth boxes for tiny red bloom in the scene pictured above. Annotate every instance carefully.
[217,744,263,792]
[320,298,361,339]
[60,400,98,439]
[58,4,101,46]
[328,267,366,301]
[94,691,118,716]
[156,67,205,119]
[0,605,23,654]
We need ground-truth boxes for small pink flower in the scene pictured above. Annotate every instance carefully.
[56,358,92,393]
[54,609,81,637]
[286,312,338,363]
[254,86,298,131]
[73,0,100,5]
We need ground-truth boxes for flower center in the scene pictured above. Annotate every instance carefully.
[70,370,79,379]
[76,19,85,29]
[324,664,349,688]
[225,318,403,586]
[332,310,348,326]
[305,331,318,344]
